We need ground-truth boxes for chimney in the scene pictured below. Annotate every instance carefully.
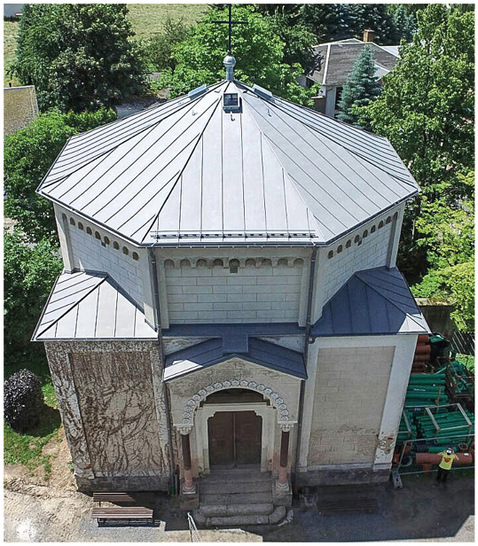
[363,29,375,43]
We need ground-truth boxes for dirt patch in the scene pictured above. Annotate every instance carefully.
[42,427,77,490]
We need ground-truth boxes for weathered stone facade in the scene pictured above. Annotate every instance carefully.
[44,341,171,492]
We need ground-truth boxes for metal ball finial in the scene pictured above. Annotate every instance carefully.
[224,55,236,81]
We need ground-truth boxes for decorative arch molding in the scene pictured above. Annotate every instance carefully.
[177,379,294,434]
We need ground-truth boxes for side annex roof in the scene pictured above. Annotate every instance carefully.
[32,271,157,341]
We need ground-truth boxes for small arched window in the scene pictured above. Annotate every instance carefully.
[386,216,392,224]
[278,258,288,266]
[346,240,352,248]
[354,235,360,244]
[95,231,101,240]
[245,258,256,267]
[122,247,129,255]
[196,259,207,267]
[328,250,334,259]
[164,259,174,268]
[363,229,368,238]
[104,236,110,245]
[78,222,84,231]
[180,259,191,268]
[371,225,376,233]
[213,259,224,267]
[86,227,92,235]
[261,258,272,267]
[132,252,139,261]
[293,258,304,267]
[378,220,384,229]
[337,245,343,254]
[229,259,239,273]
[113,241,119,250]
[69,217,75,226]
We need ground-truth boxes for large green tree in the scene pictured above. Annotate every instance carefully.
[12,4,147,112]
[159,5,317,105]
[4,109,116,244]
[337,46,382,127]
[360,5,474,328]
[4,230,63,360]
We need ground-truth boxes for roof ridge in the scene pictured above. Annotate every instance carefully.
[34,272,108,339]
[354,268,420,318]
[141,86,228,243]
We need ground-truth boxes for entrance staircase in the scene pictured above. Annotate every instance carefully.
[193,469,286,526]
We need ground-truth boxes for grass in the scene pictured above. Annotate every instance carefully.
[126,4,208,41]
[456,353,475,373]
[4,347,61,476]
[3,5,207,87]
[4,20,20,87]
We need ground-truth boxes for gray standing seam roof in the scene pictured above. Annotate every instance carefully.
[37,79,418,247]
[32,271,157,341]
[312,266,429,337]
[164,337,306,381]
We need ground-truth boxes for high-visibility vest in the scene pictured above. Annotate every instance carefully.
[439,452,456,470]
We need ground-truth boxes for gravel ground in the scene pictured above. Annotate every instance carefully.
[4,431,474,542]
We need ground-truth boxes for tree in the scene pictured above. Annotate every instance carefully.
[4,230,63,359]
[12,4,147,112]
[159,5,318,105]
[4,109,116,244]
[359,5,474,282]
[144,17,192,72]
[337,46,382,126]
[390,5,417,43]
[4,369,45,432]
[300,4,354,43]
[349,4,395,44]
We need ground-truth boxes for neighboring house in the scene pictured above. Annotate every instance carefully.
[33,56,428,526]
[4,4,23,18]
[305,31,400,118]
[4,85,39,136]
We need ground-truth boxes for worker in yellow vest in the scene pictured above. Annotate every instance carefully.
[436,447,459,484]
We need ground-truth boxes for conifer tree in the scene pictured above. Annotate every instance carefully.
[337,46,381,126]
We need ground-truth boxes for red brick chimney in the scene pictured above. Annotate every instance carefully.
[363,29,375,43]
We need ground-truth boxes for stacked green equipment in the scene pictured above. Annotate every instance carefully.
[415,404,474,446]
[405,372,449,409]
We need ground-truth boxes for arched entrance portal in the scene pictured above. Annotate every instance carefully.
[206,389,263,468]
[194,388,276,474]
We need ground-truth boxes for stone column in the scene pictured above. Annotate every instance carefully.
[277,429,290,488]
[181,431,196,495]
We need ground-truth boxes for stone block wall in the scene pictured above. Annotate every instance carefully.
[307,345,394,466]
[163,257,306,324]
[58,207,145,306]
[44,340,171,492]
[321,213,394,305]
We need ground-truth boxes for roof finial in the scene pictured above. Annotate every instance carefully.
[211,4,247,81]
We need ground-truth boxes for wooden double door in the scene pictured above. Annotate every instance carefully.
[208,411,262,467]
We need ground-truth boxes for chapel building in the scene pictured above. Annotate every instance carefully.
[34,56,428,523]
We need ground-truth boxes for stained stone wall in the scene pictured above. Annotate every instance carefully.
[307,346,395,467]
[44,340,171,491]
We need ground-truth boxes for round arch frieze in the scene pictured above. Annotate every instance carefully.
[178,379,292,434]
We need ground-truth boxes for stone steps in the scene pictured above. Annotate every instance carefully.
[194,470,285,526]
[194,505,286,527]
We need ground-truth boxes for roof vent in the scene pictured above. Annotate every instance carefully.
[252,84,274,102]
[223,92,242,112]
[188,84,207,100]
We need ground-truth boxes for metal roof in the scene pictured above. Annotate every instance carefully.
[312,266,429,337]
[164,337,306,381]
[38,79,418,247]
[32,271,157,341]
[309,42,399,86]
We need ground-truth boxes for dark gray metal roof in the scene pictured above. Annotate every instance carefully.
[309,41,399,86]
[312,266,429,337]
[32,271,157,341]
[164,337,306,381]
[38,79,418,246]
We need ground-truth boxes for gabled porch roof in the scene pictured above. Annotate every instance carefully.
[164,337,306,381]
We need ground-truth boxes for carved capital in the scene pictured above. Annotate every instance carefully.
[279,421,296,433]
[177,425,193,435]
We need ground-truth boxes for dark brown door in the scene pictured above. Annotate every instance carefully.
[208,411,262,467]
